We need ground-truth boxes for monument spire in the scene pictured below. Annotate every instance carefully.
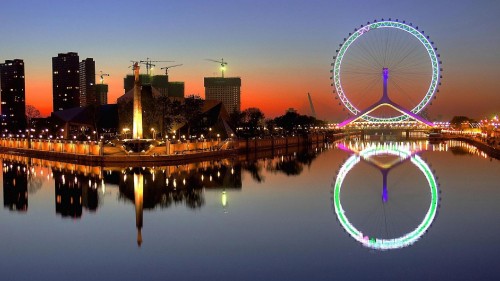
[132,62,143,139]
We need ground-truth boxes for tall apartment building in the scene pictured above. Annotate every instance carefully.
[0,59,26,132]
[204,77,241,114]
[52,52,80,111]
[79,58,96,106]
[95,84,108,105]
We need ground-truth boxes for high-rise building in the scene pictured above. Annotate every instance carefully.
[79,58,96,107]
[0,59,26,132]
[95,84,108,105]
[52,52,80,111]
[204,77,241,114]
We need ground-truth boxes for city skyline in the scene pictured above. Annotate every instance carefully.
[1,0,500,121]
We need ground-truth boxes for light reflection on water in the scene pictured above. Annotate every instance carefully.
[1,141,500,281]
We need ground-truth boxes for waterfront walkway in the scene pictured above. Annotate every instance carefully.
[0,133,329,166]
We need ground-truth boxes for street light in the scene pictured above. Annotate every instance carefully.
[122,128,130,139]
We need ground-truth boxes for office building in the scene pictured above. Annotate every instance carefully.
[79,58,96,106]
[52,52,80,111]
[204,77,241,114]
[0,59,26,132]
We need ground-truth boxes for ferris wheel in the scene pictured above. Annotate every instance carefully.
[332,19,442,123]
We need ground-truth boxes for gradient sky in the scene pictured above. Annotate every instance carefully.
[1,0,499,121]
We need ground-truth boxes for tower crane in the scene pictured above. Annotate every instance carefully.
[129,61,139,71]
[140,58,173,75]
[160,64,183,75]
[96,71,110,84]
[206,58,228,78]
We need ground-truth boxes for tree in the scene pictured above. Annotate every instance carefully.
[229,110,245,129]
[25,104,41,128]
[273,111,325,134]
[450,116,471,128]
[230,108,266,138]
[242,108,265,137]
[182,95,204,137]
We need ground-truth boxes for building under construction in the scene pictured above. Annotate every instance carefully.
[123,74,184,99]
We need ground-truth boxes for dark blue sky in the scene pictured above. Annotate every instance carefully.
[1,0,499,120]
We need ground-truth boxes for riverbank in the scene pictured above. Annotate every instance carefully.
[450,136,500,159]
[0,146,240,167]
[0,133,330,166]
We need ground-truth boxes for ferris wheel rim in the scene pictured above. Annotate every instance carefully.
[332,20,441,122]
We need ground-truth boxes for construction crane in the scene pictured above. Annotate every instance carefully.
[140,58,173,75]
[128,61,140,80]
[96,71,110,84]
[129,61,139,70]
[160,64,183,75]
[308,92,317,118]
[206,58,228,78]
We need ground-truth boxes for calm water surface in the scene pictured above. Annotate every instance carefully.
[1,140,499,281]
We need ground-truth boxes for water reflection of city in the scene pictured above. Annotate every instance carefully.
[2,159,243,214]
[1,144,327,245]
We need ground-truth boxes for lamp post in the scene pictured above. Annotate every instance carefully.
[123,128,130,139]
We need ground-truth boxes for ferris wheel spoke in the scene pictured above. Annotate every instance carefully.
[389,79,416,106]
[357,39,384,69]
[347,47,383,70]
[389,44,421,71]
[391,58,430,73]
[392,71,429,76]
[359,79,381,97]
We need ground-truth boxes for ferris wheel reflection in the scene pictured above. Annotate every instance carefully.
[333,142,440,250]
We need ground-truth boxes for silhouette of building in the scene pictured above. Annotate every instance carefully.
[79,58,96,106]
[51,104,118,138]
[3,162,28,212]
[52,52,80,111]
[54,171,83,218]
[95,84,108,105]
[204,77,241,114]
[123,74,184,99]
[167,82,184,99]
[0,59,26,132]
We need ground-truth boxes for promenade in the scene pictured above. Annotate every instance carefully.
[0,133,328,166]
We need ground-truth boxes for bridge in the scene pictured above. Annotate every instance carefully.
[339,120,434,141]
